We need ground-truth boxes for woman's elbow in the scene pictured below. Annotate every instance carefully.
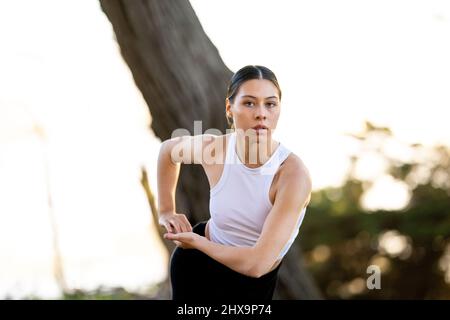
[237,260,259,278]
[246,266,262,278]
[247,248,278,278]
[239,254,265,278]
[247,261,272,278]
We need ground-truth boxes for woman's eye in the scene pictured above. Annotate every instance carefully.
[244,101,277,107]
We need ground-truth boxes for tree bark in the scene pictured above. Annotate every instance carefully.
[100,0,322,300]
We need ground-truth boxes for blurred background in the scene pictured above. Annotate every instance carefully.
[0,0,449,299]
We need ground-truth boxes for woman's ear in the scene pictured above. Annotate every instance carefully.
[225,101,232,117]
[225,98,231,110]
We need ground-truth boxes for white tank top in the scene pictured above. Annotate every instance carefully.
[209,131,307,260]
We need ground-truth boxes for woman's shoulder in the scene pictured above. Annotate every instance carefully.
[279,151,312,188]
[275,151,312,205]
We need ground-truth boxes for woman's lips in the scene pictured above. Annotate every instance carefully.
[252,125,268,130]
[251,126,268,134]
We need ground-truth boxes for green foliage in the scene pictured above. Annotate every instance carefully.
[17,285,160,300]
[59,285,159,300]
[299,122,450,299]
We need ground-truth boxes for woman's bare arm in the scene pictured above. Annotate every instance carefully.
[157,134,215,233]
[250,156,312,277]
[157,138,182,216]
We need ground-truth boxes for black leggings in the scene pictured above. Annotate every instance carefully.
[169,221,282,301]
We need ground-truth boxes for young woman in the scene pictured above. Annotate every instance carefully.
[157,65,311,301]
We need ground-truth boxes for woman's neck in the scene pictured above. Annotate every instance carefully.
[235,133,279,168]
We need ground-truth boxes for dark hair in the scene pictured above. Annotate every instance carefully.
[225,65,282,129]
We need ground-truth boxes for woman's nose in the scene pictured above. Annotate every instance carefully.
[255,106,267,120]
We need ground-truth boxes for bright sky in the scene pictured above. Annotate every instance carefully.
[0,0,449,298]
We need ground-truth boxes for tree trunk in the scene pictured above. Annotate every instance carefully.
[100,0,322,300]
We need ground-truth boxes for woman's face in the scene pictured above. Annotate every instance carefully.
[226,79,281,140]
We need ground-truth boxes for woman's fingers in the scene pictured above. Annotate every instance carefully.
[162,213,192,234]
[164,232,182,240]
[174,215,191,233]
[181,215,193,232]
[179,220,190,233]
[164,233,174,240]
[159,212,193,234]
[169,219,182,233]
[165,233,183,247]
[165,232,189,242]
[163,222,173,233]
[164,232,196,249]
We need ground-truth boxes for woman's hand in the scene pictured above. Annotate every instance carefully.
[158,212,193,247]
[163,232,204,249]
[158,211,193,234]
